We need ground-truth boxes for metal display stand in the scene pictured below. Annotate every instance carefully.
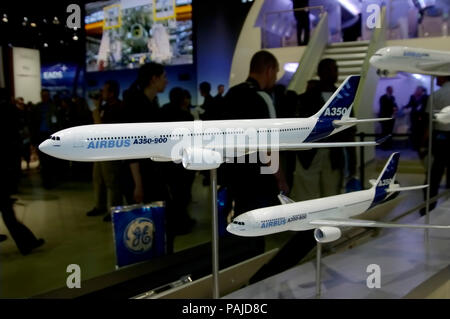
[425,76,435,240]
[315,242,322,298]
[210,169,220,299]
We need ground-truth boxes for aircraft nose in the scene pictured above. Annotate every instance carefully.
[38,139,52,155]
[226,223,235,235]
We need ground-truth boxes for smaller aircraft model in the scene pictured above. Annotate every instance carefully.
[227,153,450,242]
[370,46,450,77]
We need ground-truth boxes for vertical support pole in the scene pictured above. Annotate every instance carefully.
[315,242,322,298]
[359,133,366,187]
[210,169,220,299]
[425,76,435,239]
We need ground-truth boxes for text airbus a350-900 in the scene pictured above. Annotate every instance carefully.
[39,76,388,170]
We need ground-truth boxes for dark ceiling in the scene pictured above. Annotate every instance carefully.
[0,1,87,63]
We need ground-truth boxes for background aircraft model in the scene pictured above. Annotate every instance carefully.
[227,153,450,242]
[39,76,389,171]
[370,46,450,77]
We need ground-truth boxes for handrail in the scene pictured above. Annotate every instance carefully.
[264,6,325,16]
[287,11,328,94]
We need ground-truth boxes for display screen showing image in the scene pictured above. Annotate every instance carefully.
[85,0,193,72]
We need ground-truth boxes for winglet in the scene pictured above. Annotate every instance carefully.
[376,134,392,146]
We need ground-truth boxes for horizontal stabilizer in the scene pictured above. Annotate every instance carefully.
[333,117,392,126]
[386,184,428,193]
[278,194,295,205]
[310,218,450,229]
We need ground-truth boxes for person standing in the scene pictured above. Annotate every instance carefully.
[199,81,217,121]
[251,58,357,284]
[292,0,310,46]
[296,58,356,200]
[379,86,397,148]
[161,88,196,234]
[222,50,288,217]
[122,63,175,253]
[421,76,450,215]
[403,86,428,156]
[86,80,125,222]
[32,89,60,188]
[0,89,44,255]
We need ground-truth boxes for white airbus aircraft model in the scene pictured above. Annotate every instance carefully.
[39,76,388,170]
[227,153,450,242]
[370,46,450,77]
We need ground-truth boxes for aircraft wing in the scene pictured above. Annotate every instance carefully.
[209,139,382,155]
[333,118,392,126]
[417,61,450,72]
[309,218,450,229]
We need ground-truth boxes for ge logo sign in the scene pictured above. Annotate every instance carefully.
[124,218,154,253]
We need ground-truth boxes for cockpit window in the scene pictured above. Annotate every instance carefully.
[56,137,60,141]
[232,221,245,226]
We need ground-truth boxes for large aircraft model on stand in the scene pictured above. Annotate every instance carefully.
[39,76,389,170]
[227,153,450,242]
[370,46,450,77]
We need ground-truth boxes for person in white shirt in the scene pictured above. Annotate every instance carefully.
[421,76,450,215]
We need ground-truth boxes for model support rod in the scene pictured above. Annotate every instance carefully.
[315,242,322,298]
[211,169,220,299]
[425,76,435,238]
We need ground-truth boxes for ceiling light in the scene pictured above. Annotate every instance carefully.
[338,0,360,16]
[284,62,299,73]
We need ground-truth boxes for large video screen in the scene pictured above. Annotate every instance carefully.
[85,0,193,72]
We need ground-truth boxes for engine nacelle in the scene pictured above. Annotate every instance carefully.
[182,148,223,170]
[314,227,342,243]
[376,69,397,78]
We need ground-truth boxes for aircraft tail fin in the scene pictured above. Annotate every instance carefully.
[373,152,400,192]
[312,75,360,121]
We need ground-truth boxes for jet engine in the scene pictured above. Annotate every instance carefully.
[376,69,397,78]
[314,227,342,243]
[182,148,223,170]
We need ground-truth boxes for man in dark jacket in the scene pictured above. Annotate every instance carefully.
[379,86,397,148]
[222,50,288,216]
[0,89,44,255]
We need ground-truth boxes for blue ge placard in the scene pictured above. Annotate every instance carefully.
[112,202,166,268]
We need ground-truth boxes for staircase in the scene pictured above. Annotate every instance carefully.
[313,40,370,86]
